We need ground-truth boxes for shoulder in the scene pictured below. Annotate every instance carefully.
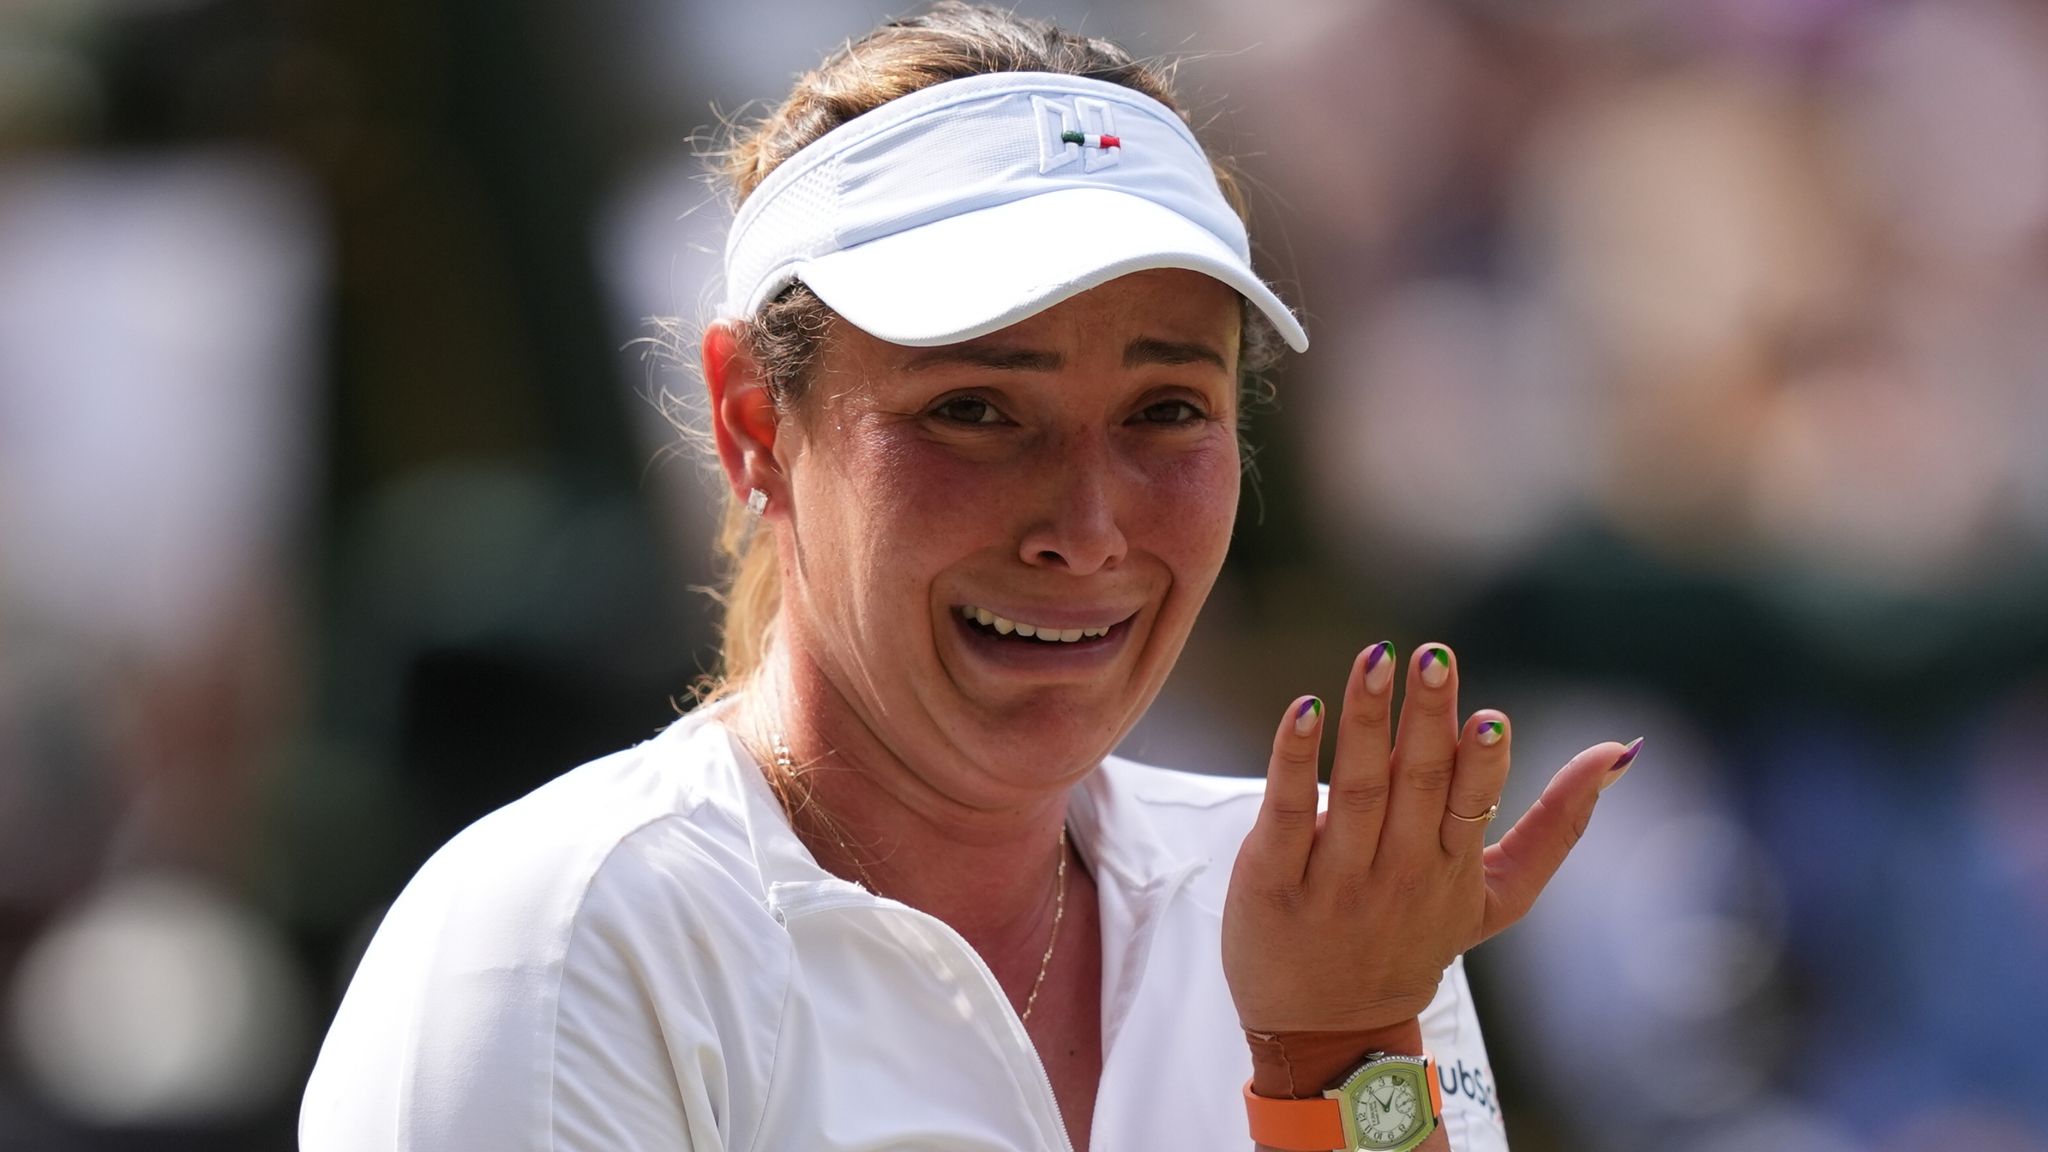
[302,713,788,1150]
[372,718,777,969]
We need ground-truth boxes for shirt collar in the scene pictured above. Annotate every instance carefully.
[654,706,1205,898]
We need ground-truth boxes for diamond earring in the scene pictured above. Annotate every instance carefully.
[746,488,768,516]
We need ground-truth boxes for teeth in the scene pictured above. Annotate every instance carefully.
[961,606,1115,643]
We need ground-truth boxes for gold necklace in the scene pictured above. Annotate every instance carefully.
[770,732,1068,1025]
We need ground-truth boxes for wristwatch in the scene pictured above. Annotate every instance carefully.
[1244,1051,1443,1151]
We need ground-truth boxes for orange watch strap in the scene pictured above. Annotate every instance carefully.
[1244,1054,1444,1152]
[1242,1080,1347,1151]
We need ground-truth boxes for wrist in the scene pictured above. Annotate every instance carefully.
[1245,1018,1425,1100]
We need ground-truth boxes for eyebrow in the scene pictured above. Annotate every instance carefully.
[1123,337,1228,373]
[901,345,1064,373]
[900,337,1230,374]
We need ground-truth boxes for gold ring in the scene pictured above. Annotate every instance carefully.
[1447,802,1499,823]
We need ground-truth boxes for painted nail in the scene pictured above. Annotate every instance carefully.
[1293,696,1324,737]
[1476,719,1506,747]
[1598,737,1645,792]
[1419,646,1452,689]
[1363,642,1396,695]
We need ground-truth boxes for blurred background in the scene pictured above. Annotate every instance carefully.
[2,0,2046,1147]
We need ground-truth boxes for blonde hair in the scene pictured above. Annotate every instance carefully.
[690,2,1279,698]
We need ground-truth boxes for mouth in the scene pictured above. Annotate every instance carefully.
[950,602,1138,669]
[955,604,1128,644]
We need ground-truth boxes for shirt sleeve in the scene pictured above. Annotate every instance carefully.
[547,835,780,1151]
[1420,955,1511,1151]
[299,816,787,1151]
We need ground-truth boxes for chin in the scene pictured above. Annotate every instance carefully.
[956,694,1134,779]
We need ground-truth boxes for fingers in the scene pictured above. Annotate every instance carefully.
[1379,643,1462,863]
[1439,712,1511,856]
[1479,737,1644,940]
[1314,642,1397,879]
[1245,694,1328,886]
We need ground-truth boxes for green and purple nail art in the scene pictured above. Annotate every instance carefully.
[1477,719,1506,744]
[1293,696,1323,735]
[1365,641,1393,672]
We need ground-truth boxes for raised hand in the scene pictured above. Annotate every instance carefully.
[1223,642,1640,1035]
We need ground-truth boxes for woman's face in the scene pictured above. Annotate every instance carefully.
[774,268,1243,806]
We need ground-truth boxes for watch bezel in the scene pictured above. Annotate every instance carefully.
[1325,1052,1436,1152]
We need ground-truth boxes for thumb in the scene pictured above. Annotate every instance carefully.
[1479,737,1642,941]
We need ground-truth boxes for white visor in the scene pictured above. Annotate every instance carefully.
[721,71,1309,354]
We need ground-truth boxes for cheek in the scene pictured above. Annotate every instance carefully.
[866,438,997,527]
[823,430,1000,586]
[1139,434,1241,569]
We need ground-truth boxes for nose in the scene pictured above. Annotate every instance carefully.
[1017,436,1128,576]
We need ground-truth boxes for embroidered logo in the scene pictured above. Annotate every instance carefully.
[1034,95,1122,174]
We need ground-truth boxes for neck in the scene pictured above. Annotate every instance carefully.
[737,644,1078,963]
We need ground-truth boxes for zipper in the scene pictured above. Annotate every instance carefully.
[769,882,1079,1152]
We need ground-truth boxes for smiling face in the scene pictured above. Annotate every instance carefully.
[771,268,1244,805]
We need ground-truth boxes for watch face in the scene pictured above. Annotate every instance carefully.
[1335,1059,1433,1152]
[1352,1071,1422,1146]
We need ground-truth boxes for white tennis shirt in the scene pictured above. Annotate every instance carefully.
[301,705,1512,1150]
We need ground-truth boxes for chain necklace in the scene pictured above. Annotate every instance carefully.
[770,732,1068,1025]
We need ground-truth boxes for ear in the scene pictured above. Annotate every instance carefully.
[702,319,786,511]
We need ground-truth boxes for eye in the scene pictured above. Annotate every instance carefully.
[1133,398,1207,426]
[931,395,1006,425]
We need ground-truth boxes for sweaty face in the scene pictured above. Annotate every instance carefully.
[775,268,1244,805]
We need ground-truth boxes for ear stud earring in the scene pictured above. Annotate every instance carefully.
[746,488,769,516]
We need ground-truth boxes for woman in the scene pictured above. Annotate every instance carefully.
[300,6,1640,1150]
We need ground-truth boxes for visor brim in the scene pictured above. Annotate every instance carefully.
[793,186,1309,354]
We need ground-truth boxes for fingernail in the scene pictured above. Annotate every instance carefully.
[1598,737,1645,792]
[1364,642,1395,695]
[1293,696,1323,737]
[1419,646,1452,689]
[1476,718,1506,747]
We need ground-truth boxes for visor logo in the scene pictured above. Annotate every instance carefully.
[1034,96,1122,174]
